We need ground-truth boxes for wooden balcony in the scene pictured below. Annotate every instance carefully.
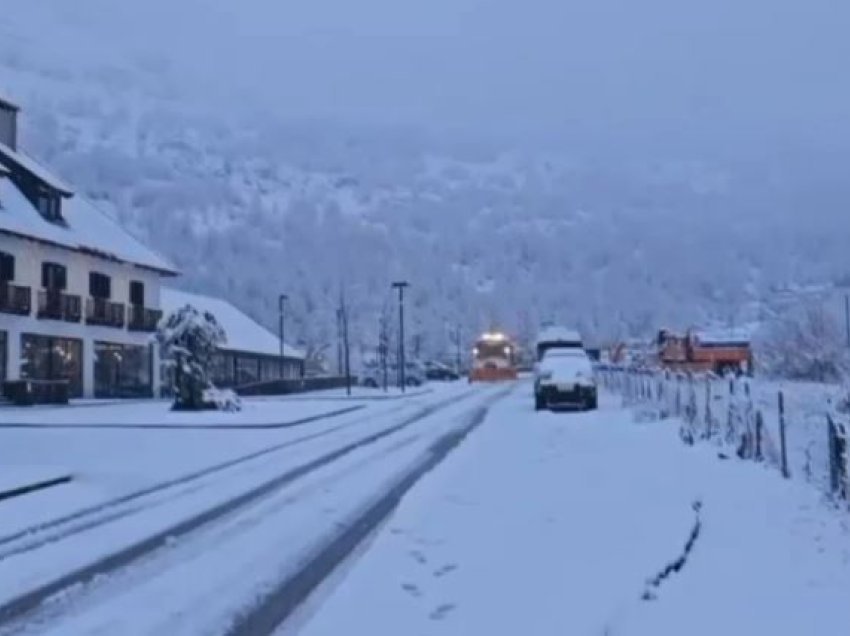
[37,290,82,322]
[0,283,31,316]
[86,298,126,328]
[128,305,163,332]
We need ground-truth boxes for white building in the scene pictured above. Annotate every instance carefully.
[0,95,179,398]
[160,288,305,387]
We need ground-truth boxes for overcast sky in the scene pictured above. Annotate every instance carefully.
[14,0,850,149]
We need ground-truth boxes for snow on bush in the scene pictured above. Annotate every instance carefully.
[756,303,850,383]
[157,304,227,411]
[202,387,242,412]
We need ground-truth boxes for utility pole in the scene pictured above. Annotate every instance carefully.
[339,293,352,396]
[455,324,462,375]
[392,281,410,392]
[278,294,288,379]
[379,307,389,392]
[842,292,850,347]
[336,308,343,375]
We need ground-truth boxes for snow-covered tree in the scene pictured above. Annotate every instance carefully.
[757,304,849,382]
[157,304,226,410]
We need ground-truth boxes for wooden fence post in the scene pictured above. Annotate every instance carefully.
[778,391,789,479]
[727,377,735,443]
[675,376,682,417]
[828,415,848,499]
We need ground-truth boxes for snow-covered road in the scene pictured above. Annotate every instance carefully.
[3,382,849,636]
[0,382,502,635]
[0,390,451,537]
[295,385,850,636]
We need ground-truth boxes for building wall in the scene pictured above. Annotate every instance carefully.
[0,232,167,398]
[0,109,15,149]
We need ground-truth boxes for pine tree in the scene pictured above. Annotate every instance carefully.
[157,304,226,410]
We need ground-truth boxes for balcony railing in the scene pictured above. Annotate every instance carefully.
[128,305,163,332]
[86,298,126,328]
[0,283,32,315]
[37,290,82,322]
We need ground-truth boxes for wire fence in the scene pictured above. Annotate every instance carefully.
[596,365,850,504]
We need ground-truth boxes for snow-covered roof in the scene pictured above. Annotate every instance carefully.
[0,140,74,195]
[0,175,178,274]
[694,327,754,345]
[536,326,582,345]
[0,95,19,111]
[160,288,305,360]
[539,351,593,375]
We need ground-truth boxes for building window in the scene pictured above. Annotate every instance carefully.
[41,262,67,290]
[20,333,83,398]
[210,352,235,387]
[36,192,61,222]
[235,355,260,385]
[129,280,145,306]
[0,251,14,282]
[89,272,111,299]
[260,357,282,382]
[94,342,152,398]
[0,331,6,385]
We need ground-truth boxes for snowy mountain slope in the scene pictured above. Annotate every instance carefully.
[2,4,850,363]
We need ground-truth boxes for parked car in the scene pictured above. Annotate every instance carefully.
[361,361,426,388]
[424,361,460,381]
[534,349,597,411]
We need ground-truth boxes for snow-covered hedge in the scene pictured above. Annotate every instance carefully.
[598,365,850,503]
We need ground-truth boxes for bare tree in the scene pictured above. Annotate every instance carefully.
[757,303,849,382]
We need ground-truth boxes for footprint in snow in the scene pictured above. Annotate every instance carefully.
[410,549,428,565]
[401,582,422,598]
[429,603,457,621]
[433,563,458,578]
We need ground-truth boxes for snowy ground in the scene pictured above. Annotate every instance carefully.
[295,385,850,636]
[2,382,849,635]
[0,383,502,636]
[1,395,359,426]
[0,385,465,539]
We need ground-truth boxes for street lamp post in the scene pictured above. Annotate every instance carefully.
[455,324,462,375]
[392,281,410,392]
[278,294,288,379]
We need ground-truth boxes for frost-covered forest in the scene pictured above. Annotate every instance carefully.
[3,3,850,366]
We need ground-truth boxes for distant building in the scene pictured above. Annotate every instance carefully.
[160,288,305,389]
[0,95,179,398]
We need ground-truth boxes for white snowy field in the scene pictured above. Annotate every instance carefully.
[602,369,847,499]
[295,386,850,636]
[2,384,504,636]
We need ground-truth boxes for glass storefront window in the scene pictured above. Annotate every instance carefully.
[94,342,152,398]
[211,352,235,387]
[21,334,83,398]
[260,357,282,382]
[236,355,260,385]
[0,331,6,385]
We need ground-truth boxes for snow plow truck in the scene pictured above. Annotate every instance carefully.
[470,332,519,382]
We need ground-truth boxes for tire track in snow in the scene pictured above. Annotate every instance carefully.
[0,405,398,561]
[222,387,513,636]
[0,391,478,628]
